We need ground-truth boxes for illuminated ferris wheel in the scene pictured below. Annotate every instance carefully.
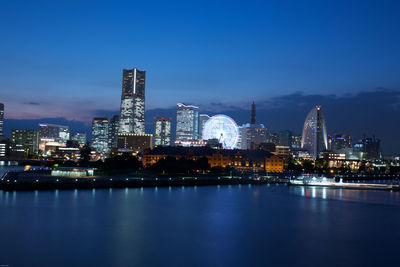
[202,114,239,149]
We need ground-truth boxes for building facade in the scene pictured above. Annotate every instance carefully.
[91,118,109,155]
[108,115,120,149]
[117,133,152,153]
[38,123,70,152]
[198,114,210,139]
[301,106,328,159]
[153,117,171,147]
[119,68,146,134]
[11,129,35,155]
[175,103,199,142]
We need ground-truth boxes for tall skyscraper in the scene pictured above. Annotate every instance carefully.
[301,106,328,159]
[153,117,171,147]
[199,114,210,139]
[176,103,199,142]
[0,103,4,136]
[91,118,109,155]
[108,115,120,149]
[119,68,146,134]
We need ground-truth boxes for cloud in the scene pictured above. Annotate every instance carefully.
[23,102,41,106]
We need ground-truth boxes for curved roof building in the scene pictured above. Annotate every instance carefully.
[301,106,328,159]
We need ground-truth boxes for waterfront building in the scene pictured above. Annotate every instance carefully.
[0,136,9,158]
[301,106,328,159]
[143,146,284,173]
[0,103,4,136]
[153,117,171,147]
[199,114,210,139]
[117,133,152,153]
[119,68,146,134]
[175,103,199,142]
[11,129,35,156]
[91,118,109,155]
[38,123,70,152]
[71,132,87,147]
[108,115,120,149]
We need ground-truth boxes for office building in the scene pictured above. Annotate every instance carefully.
[279,130,293,147]
[91,118,109,155]
[199,114,210,139]
[301,106,328,159]
[71,132,87,147]
[38,123,70,152]
[11,129,35,155]
[108,115,120,149]
[153,117,171,147]
[0,103,4,136]
[353,134,381,160]
[119,68,146,134]
[117,133,152,153]
[329,134,352,151]
[176,103,199,142]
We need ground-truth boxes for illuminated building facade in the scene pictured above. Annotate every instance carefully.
[119,68,146,134]
[117,133,152,153]
[38,123,70,152]
[301,106,328,159]
[176,103,199,142]
[153,117,171,147]
[11,129,35,155]
[91,118,109,155]
[238,103,267,150]
[0,103,4,136]
[328,134,352,151]
[71,132,86,147]
[353,134,381,160]
[199,114,210,139]
[108,115,120,149]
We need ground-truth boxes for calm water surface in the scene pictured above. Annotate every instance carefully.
[0,166,399,267]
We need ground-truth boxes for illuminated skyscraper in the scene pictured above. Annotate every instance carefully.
[11,129,35,155]
[108,115,120,149]
[119,68,146,134]
[199,114,210,139]
[0,103,4,136]
[301,106,328,159]
[91,118,109,155]
[238,102,267,150]
[175,103,199,142]
[153,117,171,147]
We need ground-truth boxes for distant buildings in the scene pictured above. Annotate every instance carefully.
[71,132,87,147]
[38,123,70,152]
[238,102,267,150]
[329,134,352,151]
[153,117,171,147]
[354,134,381,160]
[108,115,120,149]
[119,68,146,134]
[91,118,109,155]
[0,103,4,136]
[199,114,210,139]
[301,106,328,159]
[117,133,152,153]
[175,103,199,143]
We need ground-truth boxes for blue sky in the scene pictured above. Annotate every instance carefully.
[1,0,400,152]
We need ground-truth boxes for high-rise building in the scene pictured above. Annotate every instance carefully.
[108,115,120,149]
[175,103,199,142]
[0,103,4,136]
[119,68,146,134]
[71,132,87,147]
[91,118,109,155]
[198,114,210,139]
[301,106,328,159]
[117,133,152,153]
[11,129,35,155]
[153,117,171,147]
[266,133,280,146]
[279,130,293,147]
[38,123,70,152]
[353,133,380,160]
[238,102,267,150]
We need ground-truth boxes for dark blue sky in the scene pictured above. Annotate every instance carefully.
[1,0,400,152]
